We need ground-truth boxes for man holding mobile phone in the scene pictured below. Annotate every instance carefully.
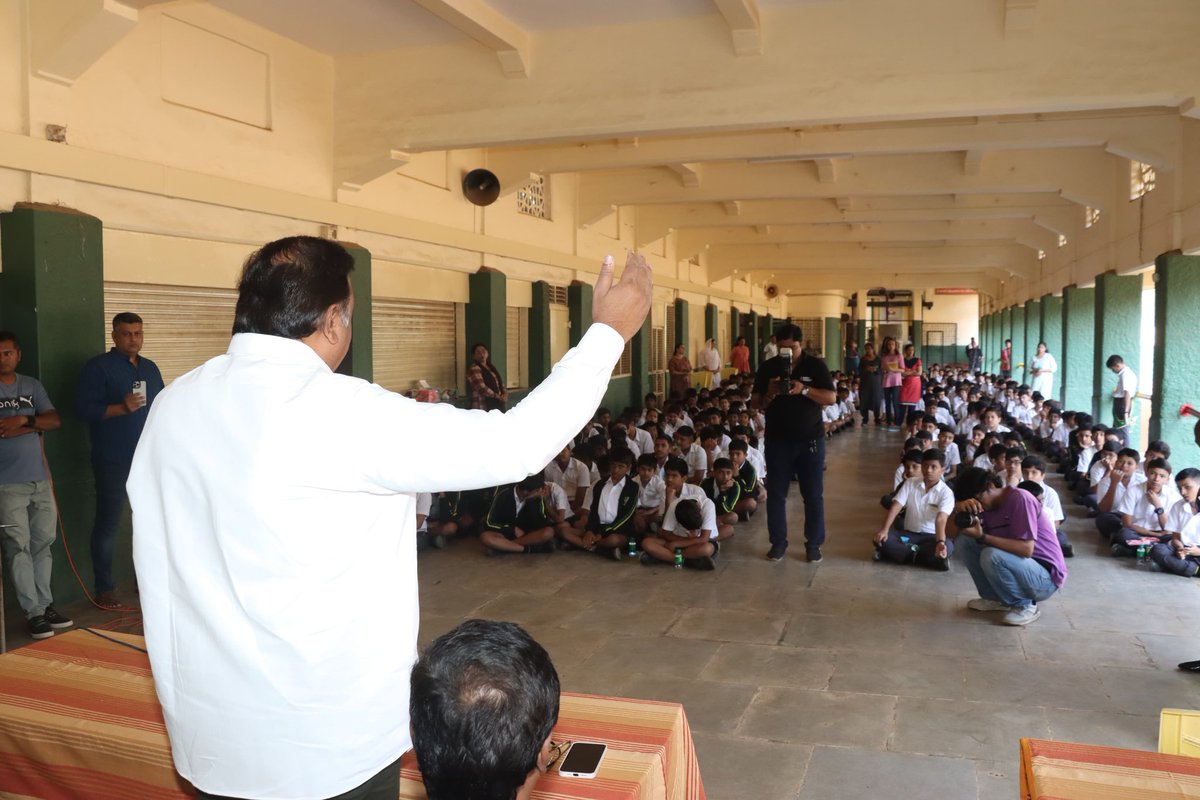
[76,312,164,609]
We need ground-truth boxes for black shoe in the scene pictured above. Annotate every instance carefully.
[639,552,657,566]
[766,546,786,562]
[1179,660,1200,672]
[43,606,73,630]
[933,555,951,572]
[28,615,54,640]
[1062,543,1075,558]
[806,547,823,564]
[609,546,623,561]
[685,556,716,571]
[430,534,447,549]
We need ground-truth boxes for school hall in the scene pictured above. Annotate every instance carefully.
[2,1,1200,798]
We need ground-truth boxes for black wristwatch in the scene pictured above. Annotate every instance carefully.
[25,415,36,429]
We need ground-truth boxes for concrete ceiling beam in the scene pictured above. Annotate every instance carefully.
[410,0,530,78]
[31,0,139,86]
[712,0,762,56]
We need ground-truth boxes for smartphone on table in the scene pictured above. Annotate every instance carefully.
[556,741,607,779]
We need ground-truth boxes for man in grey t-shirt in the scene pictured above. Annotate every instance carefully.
[0,331,69,640]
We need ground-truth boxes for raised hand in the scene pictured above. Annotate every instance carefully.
[592,252,653,342]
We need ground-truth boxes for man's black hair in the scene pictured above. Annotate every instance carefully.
[233,236,354,339]
[1146,457,1173,475]
[112,312,143,328]
[1016,480,1044,499]
[953,466,1005,502]
[1021,455,1047,473]
[775,323,802,343]
[727,438,748,453]
[0,330,20,348]
[636,453,658,469]
[608,447,635,468]
[1117,448,1141,462]
[410,619,559,800]
[1105,354,1124,369]
[922,448,946,466]
[517,472,545,492]
[664,456,689,477]
[712,457,733,471]
[1148,440,1172,458]
[902,448,924,464]
[674,499,703,530]
[674,425,695,439]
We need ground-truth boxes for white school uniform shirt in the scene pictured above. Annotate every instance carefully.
[745,445,766,480]
[1166,499,1200,547]
[127,325,624,799]
[974,454,993,471]
[893,477,955,534]
[823,404,840,423]
[1087,460,1110,488]
[546,481,572,517]
[1013,404,1035,426]
[941,442,962,470]
[632,427,654,457]
[933,406,954,427]
[661,420,678,438]
[598,476,626,525]
[415,492,432,532]
[1117,483,1181,530]
[840,399,855,417]
[893,464,908,491]
[544,456,592,499]
[1035,481,1065,524]
[662,489,719,540]
[1075,446,1097,474]
[1095,471,1146,512]
[636,473,666,510]
[681,442,707,479]
[957,415,979,437]
[1050,423,1070,448]
[1114,365,1138,400]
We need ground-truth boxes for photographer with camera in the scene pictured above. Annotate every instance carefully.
[751,323,837,563]
[950,467,1068,626]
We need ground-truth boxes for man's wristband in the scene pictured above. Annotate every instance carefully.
[26,415,36,430]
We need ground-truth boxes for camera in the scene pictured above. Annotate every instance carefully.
[954,511,980,529]
[780,347,794,394]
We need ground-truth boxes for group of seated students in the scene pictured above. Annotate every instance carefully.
[414,374,827,570]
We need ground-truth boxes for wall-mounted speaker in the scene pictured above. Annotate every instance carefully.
[462,169,501,206]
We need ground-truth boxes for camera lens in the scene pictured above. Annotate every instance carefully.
[953,511,977,529]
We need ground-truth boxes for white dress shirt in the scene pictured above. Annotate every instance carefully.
[128,325,623,799]
[544,456,591,498]
[893,477,954,534]
[1117,482,1181,530]
[598,475,626,525]
[1166,499,1200,547]
[1096,471,1146,511]
[662,485,718,539]
[636,473,666,510]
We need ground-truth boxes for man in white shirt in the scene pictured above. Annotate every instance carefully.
[873,449,955,570]
[1106,353,1139,446]
[128,238,652,800]
[762,335,779,361]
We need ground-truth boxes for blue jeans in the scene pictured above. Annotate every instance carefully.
[90,460,132,595]
[882,386,900,425]
[959,534,1057,609]
[765,436,826,552]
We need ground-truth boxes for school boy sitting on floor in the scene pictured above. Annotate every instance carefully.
[699,457,741,540]
[560,448,640,559]
[481,473,557,555]
[1149,468,1200,577]
[872,448,954,570]
[1109,458,1180,557]
[641,481,719,570]
[728,439,763,517]
[633,453,667,534]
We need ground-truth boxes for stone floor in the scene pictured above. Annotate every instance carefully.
[8,423,1200,799]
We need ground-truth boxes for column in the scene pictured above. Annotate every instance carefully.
[1023,298,1041,386]
[729,307,742,350]
[528,281,551,386]
[1093,271,1142,430]
[568,280,593,348]
[762,314,774,352]
[856,319,867,355]
[630,316,652,408]
[704,303,718,342]
[746,312,759,372]
[339,243,373,382]
[1150,253,1200,456]
[0,203,105,607]
[672,298,689,355]
[1039,294,1064,401]
[824,317,843,371]
[1000,307,1013,374]
[1061,285,1096,415]
[1010,305,1026,384]
[468,267,508,377]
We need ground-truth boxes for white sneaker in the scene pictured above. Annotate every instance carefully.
[1002,604,1041,626]
[967,598,1011,612]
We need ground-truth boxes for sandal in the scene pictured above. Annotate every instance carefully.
[95,591,122,610]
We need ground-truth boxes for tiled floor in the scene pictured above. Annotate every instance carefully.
[8,424,1200,799]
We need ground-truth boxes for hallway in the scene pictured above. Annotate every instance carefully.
[414,425,1200,799]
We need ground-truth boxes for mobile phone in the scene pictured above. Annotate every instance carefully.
[557,741,607,779]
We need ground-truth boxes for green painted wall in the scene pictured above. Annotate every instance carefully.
[729,308,742,352]
[1000,307,1013,374]
[568,280,593,348]
[467,268,507,378]
[630,316,651,408]
[528,281,551,386]
[341,243,373,382]
[1094,272,1142,426]
[1061,286,1096,414]
[1039,295,1064,401]
[1151,253,1200,456]
[1010,305,1026,384]
[1023,299,1040,387]
[704,303,718,342]
[856,319,867,355]
[0,204,105,609]
[673,299,688,353]
[746,312,759,371]
[911,320,924,360]
[824,317,843,372]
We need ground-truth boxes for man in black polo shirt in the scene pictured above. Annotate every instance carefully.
[752,324,837,562]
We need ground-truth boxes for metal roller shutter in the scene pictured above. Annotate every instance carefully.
[505,307,524,388]
[372,298,457,393]
[103,282,238,384]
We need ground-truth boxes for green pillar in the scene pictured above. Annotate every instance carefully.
[672,298,688,355]
[0,203,104,608]
[1094,271,1142,429]
[762,314,774,351]
[824,317,843,371]
[746,312,759,371]
[985,312,995,372]
[1061,286,1096,415]
[631,315,651,406]
[1039,295,1063,401]
[528,281,551,386]
[704,303,718,343]
[568,280,593,348]
[912,320,924,361]
[1023,299,1040,387]
[1151,253,1200,456]
[856,319,867,354]
[1010,305,1026,384]
[340,243,372,382]
[467,267,507,377]
[999,308,1013,375]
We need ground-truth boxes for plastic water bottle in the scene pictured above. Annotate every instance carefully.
[627,536,637,558]
[1137,544,1147,560]
[674,547,684,568]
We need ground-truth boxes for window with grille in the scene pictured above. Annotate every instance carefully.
[792,318,824,352]
[1130,160,1156,200]
[923,322,958,365]
[547,283,568,305]
[372,298,458,393]
[103,282,238,384]
[506,307,527,388]
[666,303,677,352]
[614,339,633,378]
[517,174,549,219]
[650,325,666,400]
[1085,206,1100,228]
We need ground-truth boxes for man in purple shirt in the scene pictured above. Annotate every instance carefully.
[952,467,1068,626]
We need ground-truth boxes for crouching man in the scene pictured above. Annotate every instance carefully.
[950,467,1068,626]
[410,619,560,800]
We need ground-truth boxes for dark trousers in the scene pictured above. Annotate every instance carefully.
[877,530,955,567]
[1096,512,1123,540]
[882,387,900,425]
[1150,544,1200,577]
[196,759,401,800]
[1112,398,1130,446]
[765,436,826,552]
[90,459,132,595]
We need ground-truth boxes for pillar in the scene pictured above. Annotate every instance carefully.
[468,267,507,377]
[568,280,592,348]
[762,314,774,351]
[856,319,867,354]
[986,312,996,372]
[339,243,373,382]
[0,203,104,607]
[1039,294,1063,401]
[824,317,843,371]
[630,315,652,407]
[1023,298,1041,387]
[1000,307,1013,374]
[911,320,924,361]
[1009,305,1026,384]
[1094,271,1142,430]
[1151,253,1200,456]
[746,312,759,372]
[730,308,742,351]
[528,281,551,386]
[1061,285,1096,415]
[704,303,718,343]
